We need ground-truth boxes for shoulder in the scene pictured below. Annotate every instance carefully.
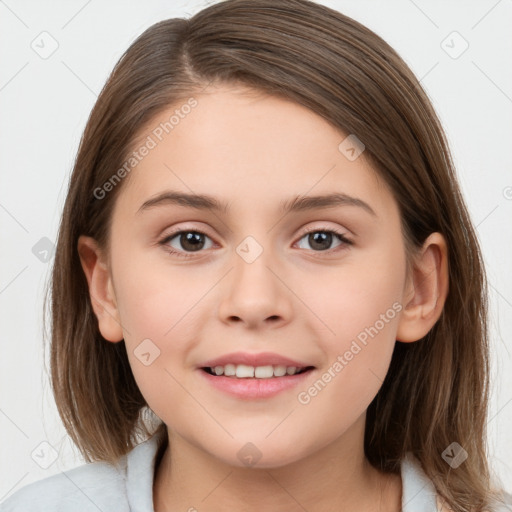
[437,492,512,512]
[401,452,441,510]
[487,490,512,512]
[402,453,512,512]
[0,458,128,512]
[0,429,166,512]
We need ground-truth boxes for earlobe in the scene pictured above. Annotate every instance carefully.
[396,232,449,343]
[77,235,124,343]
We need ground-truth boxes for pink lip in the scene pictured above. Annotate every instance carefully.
[199,351,311,369]
[198,367,315,399]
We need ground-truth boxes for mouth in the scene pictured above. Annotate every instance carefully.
[201,364,315,378]
[199,363,316,399]
[197,352,316,398]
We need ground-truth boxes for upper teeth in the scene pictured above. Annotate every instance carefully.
[210,364,304,378]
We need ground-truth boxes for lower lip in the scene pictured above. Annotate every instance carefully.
[198,368,314,399]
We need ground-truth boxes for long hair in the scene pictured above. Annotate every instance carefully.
[45,1,506,510]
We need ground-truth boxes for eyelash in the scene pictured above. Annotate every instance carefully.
[158,226,353,259]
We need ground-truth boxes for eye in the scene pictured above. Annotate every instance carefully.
[159,226,353,259]
[295,227,353,253]
[159,229,214,258]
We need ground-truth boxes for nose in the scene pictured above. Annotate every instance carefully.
[217,242,293,329]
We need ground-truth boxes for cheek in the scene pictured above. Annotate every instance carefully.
[294,247,405,417]
[296,248,403,379]
[301,246,405,345]
[113,248,206,341]
[112,252,210,401]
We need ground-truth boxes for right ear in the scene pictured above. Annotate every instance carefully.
[77,235,124,342]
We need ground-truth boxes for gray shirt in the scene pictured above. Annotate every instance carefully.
[1,431,511,511]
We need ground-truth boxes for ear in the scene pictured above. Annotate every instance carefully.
[396,232,449,343]
[77,235,124,342]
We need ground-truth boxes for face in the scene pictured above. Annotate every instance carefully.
[103,84,409,468]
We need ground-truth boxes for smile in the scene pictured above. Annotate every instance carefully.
[199,365,315,399]
[202,364,312,378]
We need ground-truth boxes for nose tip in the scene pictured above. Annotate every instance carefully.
[218,255,292,329]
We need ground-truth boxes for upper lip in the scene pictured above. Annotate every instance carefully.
[199,351,313,369]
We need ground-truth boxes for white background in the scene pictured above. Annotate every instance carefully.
[1,0,511,500]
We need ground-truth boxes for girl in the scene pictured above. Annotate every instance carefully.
[1,0,511,511]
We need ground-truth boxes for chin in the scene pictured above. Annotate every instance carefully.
[214,438,309,470]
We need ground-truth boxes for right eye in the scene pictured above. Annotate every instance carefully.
[159,230,215,258]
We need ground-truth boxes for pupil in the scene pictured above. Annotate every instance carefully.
[309,232,331,251]
[182,232,204,251]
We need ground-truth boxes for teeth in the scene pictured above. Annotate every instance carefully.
[236,364,254,378]
[224,364,236,376]
[208,364,306,378]
[254,366,273,378]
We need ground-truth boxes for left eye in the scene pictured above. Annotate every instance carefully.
[296,228,352,252]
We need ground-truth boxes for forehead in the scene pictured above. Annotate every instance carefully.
[113,84,393,219]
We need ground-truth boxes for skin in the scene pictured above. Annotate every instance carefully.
[78,84,449,512]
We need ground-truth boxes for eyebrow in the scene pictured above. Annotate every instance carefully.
[137,190,377,217]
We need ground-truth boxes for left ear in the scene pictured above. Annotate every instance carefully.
[396,232,449,343]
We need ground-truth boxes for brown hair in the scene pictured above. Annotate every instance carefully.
[45,1,508,510]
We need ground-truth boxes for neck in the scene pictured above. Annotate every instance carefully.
[153,416,402,512]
